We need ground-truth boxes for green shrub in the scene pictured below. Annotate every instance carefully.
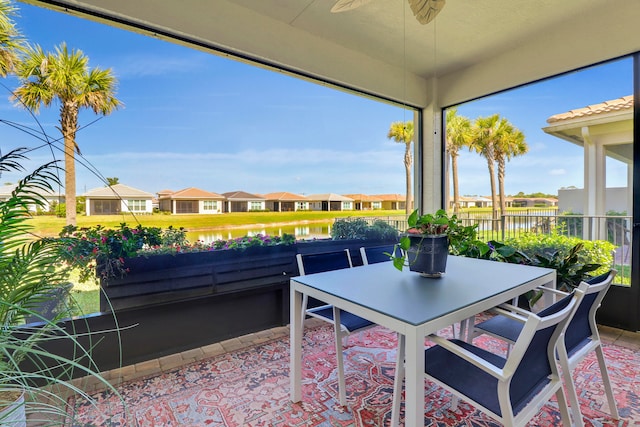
[331,218,399,240]
[504,232,615,277]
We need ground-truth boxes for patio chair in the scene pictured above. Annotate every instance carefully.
[296,249,376,405]
[359,244,396,265]
[413,286,585,427]
[471,270,619,426]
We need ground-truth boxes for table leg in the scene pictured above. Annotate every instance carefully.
[390,333,405,427]
[403,329,423,427]
[290,284,303,402]
[333,306,347,406]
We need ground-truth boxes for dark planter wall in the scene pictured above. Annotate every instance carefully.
[100,245,298,311]
[28,238,397,375]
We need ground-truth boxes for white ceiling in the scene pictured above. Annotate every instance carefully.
[22,0,640,108]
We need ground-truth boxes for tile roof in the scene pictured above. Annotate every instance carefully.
[162,187,224,199]
[343,194,382,202]
[547,95,633,124]
[371,194,405,201]
[83,184,154,198]
[306,193,354,201]
[261,192,308,201]
[222,191,264,200]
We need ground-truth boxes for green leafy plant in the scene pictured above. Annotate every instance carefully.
[330,218,399,241]
[532,242,601,292]
[0,148,123,424]
[212,233,296,250]
[389,209,480,271]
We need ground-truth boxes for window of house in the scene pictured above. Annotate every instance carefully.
[250,201,262,211]
[203,200,218,211]
[127,200,146,212]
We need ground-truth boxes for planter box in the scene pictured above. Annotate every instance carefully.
[100,245,298,311]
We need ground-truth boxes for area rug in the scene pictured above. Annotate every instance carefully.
[68,324,639,426]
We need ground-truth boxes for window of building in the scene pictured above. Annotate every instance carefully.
[203,200,218,211]
[127,200,146,212]
[250,201,263,211]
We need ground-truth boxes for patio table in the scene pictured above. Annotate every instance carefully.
[290,255,556,427]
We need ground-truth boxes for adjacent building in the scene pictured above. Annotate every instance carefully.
[158,188,225,214]
[84,184,154,215]
[262,192,309,212]
[222,191,266,212]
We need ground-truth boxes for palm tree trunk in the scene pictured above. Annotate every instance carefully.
[486,159,498,220]
[497,156,506,217]
[61,104,78,226]
[404,142,412,214]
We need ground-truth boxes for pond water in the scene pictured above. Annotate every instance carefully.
[185,222,333,244]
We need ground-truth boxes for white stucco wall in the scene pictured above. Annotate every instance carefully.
[558,187,629,214]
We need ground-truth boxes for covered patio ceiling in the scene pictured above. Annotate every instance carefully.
[22,0,640,109]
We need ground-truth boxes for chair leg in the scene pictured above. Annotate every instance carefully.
[333,306,347,406]
[558,355,585,427]
[555,387,573,427]
[390,333,405,427]
[595,345,620,419]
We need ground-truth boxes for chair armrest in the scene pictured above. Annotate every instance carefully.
[427,334,506,380]
[535,286,569,297]
[492,304,531,322]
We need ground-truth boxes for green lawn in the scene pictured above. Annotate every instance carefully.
[30,210,406,237]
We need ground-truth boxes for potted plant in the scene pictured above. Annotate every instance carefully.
[0,148,122,425]
[390,209,478,276]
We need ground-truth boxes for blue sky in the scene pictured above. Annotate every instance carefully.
[0,3,633,198]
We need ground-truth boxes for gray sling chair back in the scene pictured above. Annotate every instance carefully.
[472,270,619,426]
[390,284,585,427]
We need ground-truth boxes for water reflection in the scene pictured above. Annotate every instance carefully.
[185,222,332,244]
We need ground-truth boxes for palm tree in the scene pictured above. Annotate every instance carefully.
[387,121,414,214]
[13,43,121,225]
[106,177,120,186]
[0,0,23,77]
[470,114,502,220]
[494,120,527,217]
[445,108,472,214]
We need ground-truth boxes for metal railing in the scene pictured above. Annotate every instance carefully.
[348,212,632,286]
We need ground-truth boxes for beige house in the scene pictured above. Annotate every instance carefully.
[0,183,64,213]
[83,184,153,215]
[306,193,353,211]
[373,194,406,211]
[158,187,225,214]
[262,192,309,212]
[343,194,382,211]
[449,196,492,209]
[222,191,265,212]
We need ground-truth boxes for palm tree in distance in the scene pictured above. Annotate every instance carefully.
[387,121,414,214]
[106,177,120,186]
[13,43,121,225]
[0,0,23,77]
[494,120,527,217]
[470,115,501,220]
[445,108,472,214]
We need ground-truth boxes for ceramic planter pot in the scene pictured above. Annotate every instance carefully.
[406,234,449,277]
[0,391,26,427]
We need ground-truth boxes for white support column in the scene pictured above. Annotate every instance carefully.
[582,126,597,217]
[419,77,443,214]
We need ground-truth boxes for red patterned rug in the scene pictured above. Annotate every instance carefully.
[68,324,639,426]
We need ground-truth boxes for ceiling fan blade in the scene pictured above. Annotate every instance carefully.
[331,0,373,13]
[408,0,446,24]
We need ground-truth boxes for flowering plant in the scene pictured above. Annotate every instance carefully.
[59,224,297,282]
[212,233,296,250]
[59,223,164,282]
